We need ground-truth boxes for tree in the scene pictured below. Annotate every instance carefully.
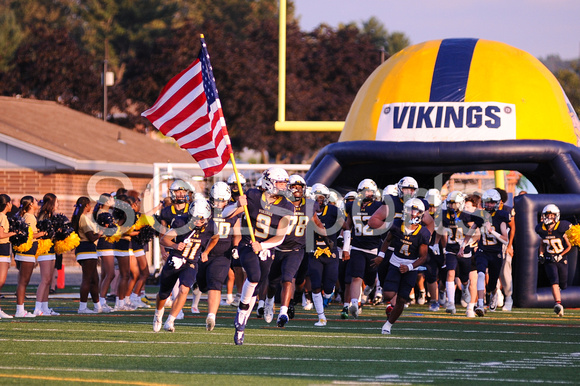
[0,8,24,72]
[555,64,580,118]
[360,16,410,56]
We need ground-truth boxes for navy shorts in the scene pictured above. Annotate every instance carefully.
[346,249,377,286]
[158,260,197,300]
[239,244,273,296]
[425,249,446,284]
[197,255,231,292]
[308,252,339,294]
[544,259,568,289]
[269,249,304,288]
[294,250,310,286]
[383,263,419,301]
[475,249,503,292]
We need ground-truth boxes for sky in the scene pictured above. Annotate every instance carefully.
[293,0,580,60]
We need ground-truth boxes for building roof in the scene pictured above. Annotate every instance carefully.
[0,96,195,174]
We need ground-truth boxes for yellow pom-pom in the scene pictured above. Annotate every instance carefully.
[105,228,122,244]
[566,224,580,247]
[13,227,34,253]
[36,239,54,257]
[135,214,155,230]
[54,232,81,254]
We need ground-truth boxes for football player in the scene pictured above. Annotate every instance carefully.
[196,182,241,331]
[153,199,219,332]
[424,188,446,312]
[495,188,516,311]
[373,198,431,334]
[470,189,509,316]
[342,179,384,318]
[535,204,571,316]
[223,167,295,345]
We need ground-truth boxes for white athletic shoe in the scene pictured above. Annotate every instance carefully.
[466,308,476,318]
[220,298,233,306]
[461,285,471,308]
[44,308,60,316]
[153,314,162,332]
[206,316,216,331]
[164,298,174,308]
[78,308,96,314]
[164,319,175,332]
[14,310,36,318]
[348,302,359,318]
[33,308,44,316]
[100,303,114,313]
[264,303,274,324]
[176,310,184,320]
[0,309,13,319]
[503,296,513,312]
[191,306,200,314]
[417,291,426,305]
[381,321,391,335]
[438,291,447,306]
[554,303,564,317]
[314,318,327,327]
[489,291,498,312]
[497,290,505,308]
[445,301,456,315]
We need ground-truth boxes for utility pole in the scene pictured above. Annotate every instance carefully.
[103,39,108,121]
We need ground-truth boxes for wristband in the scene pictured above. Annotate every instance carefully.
[342,230,352,253]
[378,251,385,258]
[407,263,414,271]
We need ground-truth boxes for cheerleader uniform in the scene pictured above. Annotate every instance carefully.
[96,209,115,258]
[76,214,98,261]
[14,213,38,263]
[0,212,11,264]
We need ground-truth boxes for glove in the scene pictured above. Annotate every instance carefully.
[553,254,563,263]
[322,235,335,251]
[538,254,545,264]
[170,255,184,269]
[231,247,239,259]
[258,249,271,261]
[429,244,440,255]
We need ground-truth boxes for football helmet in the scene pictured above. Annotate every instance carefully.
[344,191,357,202]
[255,176,264,190]
[209,181,231,207]
[261,167,289,195]
[169,180,194,203]
[403,198,425,225]
[446,190,465,213]
[426,188,442,208]
[227,172,246,194]
[541,204,560,225]
[383,184,399,197]
[357,179,378,200]
[397,176,418,199]
[288,175,306,201]
[311,183,330,205]
[482,189,501,213]
[189,199,212,225]
[328,191,338,205]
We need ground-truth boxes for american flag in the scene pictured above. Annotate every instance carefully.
[141,36,233,177]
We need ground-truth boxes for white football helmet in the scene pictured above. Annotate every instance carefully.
[255,176,264,190]
[482,189,501,213]
[210,182,231,206]
[169,180,194,203]
[189,199,212,223]
[446,190,465,212]
[344,191,357,202]
[357,178,378,200]
[383,184,399,197]
[426,188,442,208]
[541,204,560,225]
[311,183,330,205]
[397,176,418,199]
[403,198,425,225]
[227,172,246,194]
[261,167,289,195]
[328,191,339,205]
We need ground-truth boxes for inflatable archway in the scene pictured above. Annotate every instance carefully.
[305,38,580,308]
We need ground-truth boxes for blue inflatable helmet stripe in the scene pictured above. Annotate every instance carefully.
[430,38,478,102]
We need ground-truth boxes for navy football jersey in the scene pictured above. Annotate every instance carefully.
[314,204,343,253]
[442,210,474,255]
[159,203,190,227]
[389,219,431,261]
[168,216,214,262]
[472,209,509,253]
[345,199,384,251]
[535,220,572,256]
[209,207,239,257]
[241,188,295,245]
[279,197,319,250]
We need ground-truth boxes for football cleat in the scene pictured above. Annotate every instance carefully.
[445,301,456,315]
[475,306,485,317]
[348,302,359,318]
[340,306,348,319]
[381,321,392,335]
[385,304,394,318]
[164,319,175,332]
[288,300,295,320]
[277,314,289,328]
[466,308,476,318]
[314,318,327,327]
[264,303,274,323]
[417,291,426,305]
[429,301,440,312]
[153,314,162,332]
[503,296,513,312]
[488,291,498,312]
[256,306,264,318]
[554,303,564,317]
[323,296,332,308]
[373,290,384,305]
[206,316,216,331]
[438,291,447,306]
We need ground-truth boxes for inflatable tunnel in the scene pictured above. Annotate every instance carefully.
[305,38,580,307]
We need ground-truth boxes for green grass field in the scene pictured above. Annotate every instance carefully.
[0,287,579,385]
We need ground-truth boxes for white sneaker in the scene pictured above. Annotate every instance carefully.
[153,314,162,332]
[445,301,456,315]
[33,309,44,316]
[44,308,60,316]
[461,286,471,308]
[503,296,513,311]
[164,298,174,308]
[264,303,274,324]
[417,291,426,305]
[438,291,446,306]
[489,291,498,312]
[231,295,240,307]
[191,306,200,314]
[314,318,327,327]
[100,303,114,313]
[14,310,36,318]
[164,319,175,332]
[554,303,564,317]
[206,316,216,331]
[348,302,358,318]
[0,309,13,319]
[78,308,96,314]
[220,298,233,306]
[466,308,476,318]
[132,298,151,309]
[381,321,391,335]
[176,310,184,320]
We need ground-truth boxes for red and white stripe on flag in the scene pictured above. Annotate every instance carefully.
[142,38,232,177]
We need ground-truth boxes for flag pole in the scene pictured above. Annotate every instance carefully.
[229,152,256,243]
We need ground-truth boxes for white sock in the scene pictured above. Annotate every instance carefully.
[16,304,24,313]
[226,293,234,303]
[446,281,455,305]
[312,292,324,316]
[167,314,176,323]
[192,289,201,308]
[279,306,288,316]
[35,301,42,311]
[100,297,108,306]
[240,279,258,305]
[477,298,484,307]
[207,312,216,320]
[468,302,475,311]
[155,308,165,318]
[351,298,358,306]
[343,302,349,308]
[258,299,265,309]
[265,297,275,308]
[79,302,87,311]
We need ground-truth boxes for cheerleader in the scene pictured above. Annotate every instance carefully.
[34,193,60,316]
[14,196,45,318]
[94,193,115,312]
[112,195,137,311]
[0,194,16,318]
[126,195,151,308]
[72,197,103,313]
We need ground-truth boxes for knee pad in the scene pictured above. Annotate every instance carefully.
[477,271,486,291]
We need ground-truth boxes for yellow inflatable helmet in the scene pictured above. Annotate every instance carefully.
[339,38,580,146]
